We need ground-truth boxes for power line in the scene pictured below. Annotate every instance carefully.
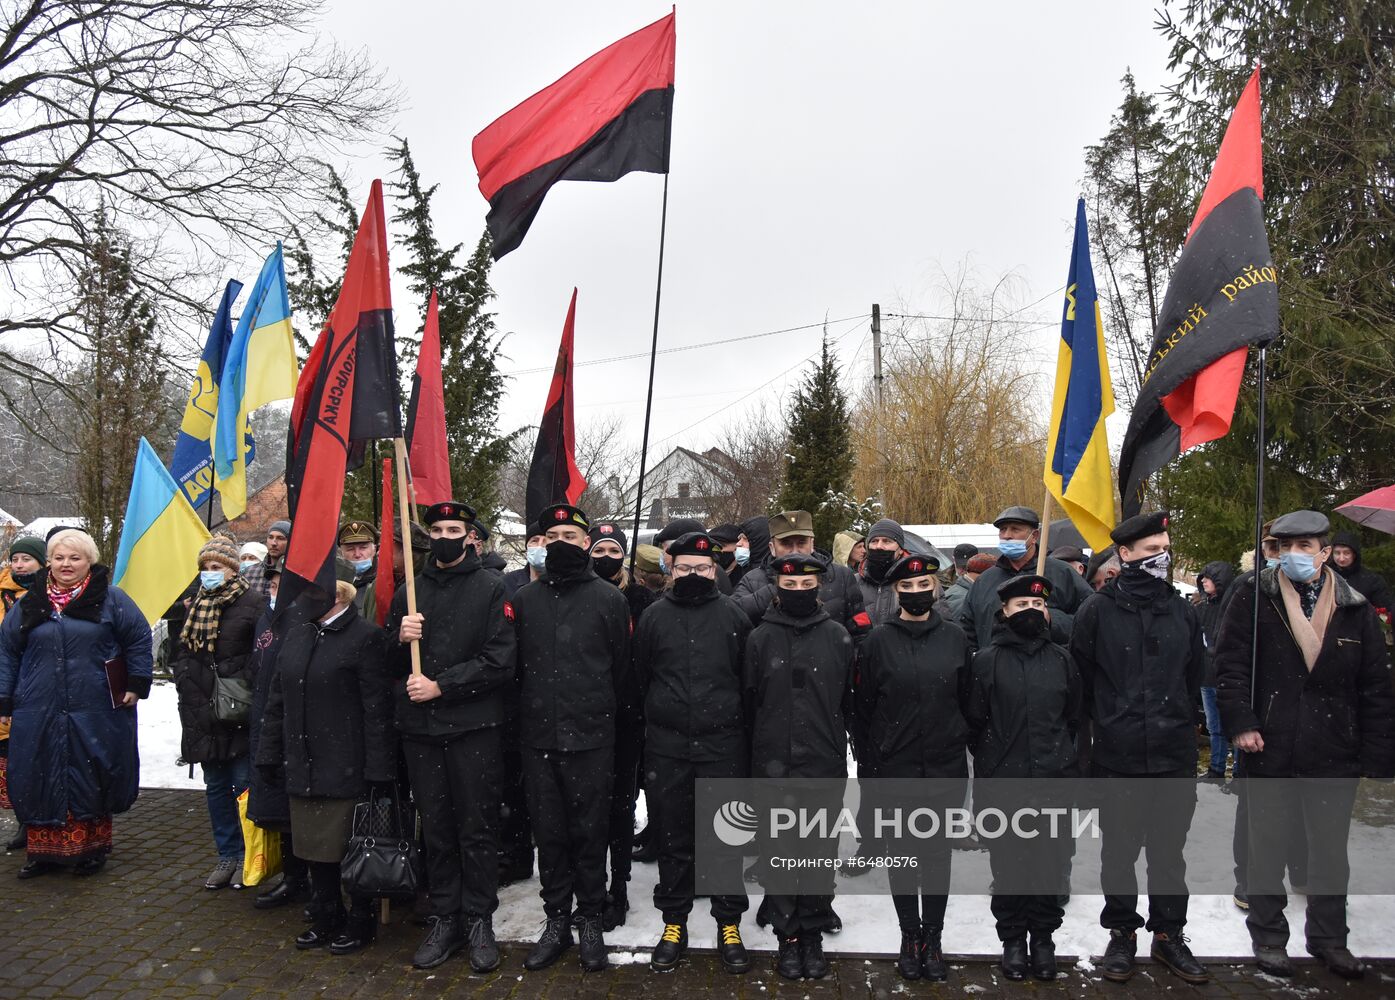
[503,314,868,377]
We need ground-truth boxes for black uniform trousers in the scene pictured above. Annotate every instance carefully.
[1244,777,1357,950]
[647,750,749,924]
[1093,763,1196,934]
[498,705,532,870]
[986,808,1071,941]
[1231,752,1307,895]
[522,745,614,919]
[403,727,503,917]
[607,730,643,890]
[757,779,841,936]
[884,779,963,933]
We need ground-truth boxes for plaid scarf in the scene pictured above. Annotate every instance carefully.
[180,576,248,654]
[47,574,90,614]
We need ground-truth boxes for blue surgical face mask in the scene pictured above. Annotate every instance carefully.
[268,595,277,610]
[659,551,670,574]
[998,539,1029,561]
[734,546,751,567]
[1265,557,1279,569]
[352,558,373,574]
[200,570,226,591]
[1280,551,1320,583]
[526,545,547,571]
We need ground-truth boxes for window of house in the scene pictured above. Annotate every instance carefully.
[677,482,690,499]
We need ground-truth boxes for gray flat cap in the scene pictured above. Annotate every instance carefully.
[1269,510,1330,540]
[993,506,1041,529]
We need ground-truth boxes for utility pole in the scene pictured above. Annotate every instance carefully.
[871,303,885,508]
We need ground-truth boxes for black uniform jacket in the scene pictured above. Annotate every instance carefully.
[734,556,870,641]
[635,588,752,762]
[967,622,1080,779]
[512,561,633,752]
[961,553,1092,651]
[855,612,971,778]
[385,553,516,743]
[745,604,854,780]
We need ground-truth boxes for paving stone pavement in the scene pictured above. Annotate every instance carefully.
[2,790,1394,999]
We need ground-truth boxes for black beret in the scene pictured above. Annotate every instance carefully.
[886,553,940,583]
[1110,510,1171,547]
[993,506,1041,529]
[589,521,629,553]
[667,531,718,559]
[424,501,477,526]
[655,518,704,544]
[538,503,590,532]
[1269,509,1330,540]
[997,574,1052,603]
[771,553,824,577]
[953,543,979,563]
[470,520,492,541]
[708,522,743,545]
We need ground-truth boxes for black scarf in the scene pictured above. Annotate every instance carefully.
[20,565,110,636]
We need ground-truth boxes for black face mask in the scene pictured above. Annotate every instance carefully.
[592,554,623,581]
[673,574,715,601]
[777,587,819,618]
[714,550,735,570]
[1006,608,1049,638]
[898,590,936,617]
[545,540,591,576]
[865,548,896,579]
[13,571,37,591]
[430,535,467,566]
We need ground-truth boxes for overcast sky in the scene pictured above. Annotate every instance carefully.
[317,1,1174,466]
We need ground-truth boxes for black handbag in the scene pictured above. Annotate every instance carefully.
[210,674,253,725]
[340,784,421,900]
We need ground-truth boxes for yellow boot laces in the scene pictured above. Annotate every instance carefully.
[720,924,742,946]
[661,923,684,944]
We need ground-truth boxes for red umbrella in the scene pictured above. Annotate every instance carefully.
[1335,484,1395,535]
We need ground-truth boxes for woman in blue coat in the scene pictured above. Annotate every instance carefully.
[0,529,152,877]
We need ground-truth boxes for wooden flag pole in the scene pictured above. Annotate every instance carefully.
[394,436,422,675]
[1036,489,1054,576]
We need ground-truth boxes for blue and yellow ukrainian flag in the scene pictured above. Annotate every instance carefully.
[114,438,212,624]
[213,243,298,518]
[1044,199,1116,551]
[169,279,244,510]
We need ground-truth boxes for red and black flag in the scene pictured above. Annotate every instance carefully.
[405,289,452,506]
[1118,67,1278,516]
[282,179,400,608]
[472,11,675,259]
[525,289,587,526]
[375,457,395,627]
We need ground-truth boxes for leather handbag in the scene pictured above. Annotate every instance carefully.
[340,784,421,900]
[210,674,253,725]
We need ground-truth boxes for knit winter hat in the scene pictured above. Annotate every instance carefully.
[198,535,241,575]
[866,518,905,548]
[8,536,47,566]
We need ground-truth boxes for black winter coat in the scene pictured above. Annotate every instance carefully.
[745,605,854,780]
[512,562,633,752]
[385,554,516,742]
[1071,576,1203,775]
[856,566,901,627]
[961,553,1092,651]
[966,623,1080,779]
[1332,531,1393,617]
[734,556,870,641]
[1196,560,1235,687]
[257,604,396,799]
[246,606,302,828]
[635,589,752,762]
[855,613,971,778]
[1216,567,1395,779]
[173,585,266,763]
[501,566,533,599]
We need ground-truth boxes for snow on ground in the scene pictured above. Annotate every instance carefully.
[137,681,1395,959]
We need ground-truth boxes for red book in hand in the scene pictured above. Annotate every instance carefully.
[104,657,127,709]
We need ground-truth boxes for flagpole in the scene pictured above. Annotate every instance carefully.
[1036,490,1053,576]
[394,437,422,676]
[1249,346,1267,708]
[627,161,672,572]
[370,440,381,525]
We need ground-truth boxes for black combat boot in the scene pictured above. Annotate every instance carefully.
[921,927,948,982]
[577,914,608,972]
[523,915,573,971]
[1152,931,1208,984]
[800,930,829,979]
[412,914,463,970]
[717,921,749,974]
[650,922,686,972]
[775,934,802,979]
[896,926,922,980]
[1101,928,1137,982]
[1000,937,1028,980]
[464,913,500,973]
[1029,931,1057,981]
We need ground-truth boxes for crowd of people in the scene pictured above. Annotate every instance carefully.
[0,497,1391,985]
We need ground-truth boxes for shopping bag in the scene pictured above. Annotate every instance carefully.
[237,788,282,886]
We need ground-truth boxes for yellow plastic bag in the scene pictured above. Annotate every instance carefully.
[237,788,282,886]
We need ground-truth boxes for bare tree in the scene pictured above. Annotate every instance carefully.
[851,273,1048,524]
[0,0,396,392]
[498,414,639,523]
[691,401,788,524]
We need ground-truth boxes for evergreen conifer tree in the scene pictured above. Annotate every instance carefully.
[778,334,854,547]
